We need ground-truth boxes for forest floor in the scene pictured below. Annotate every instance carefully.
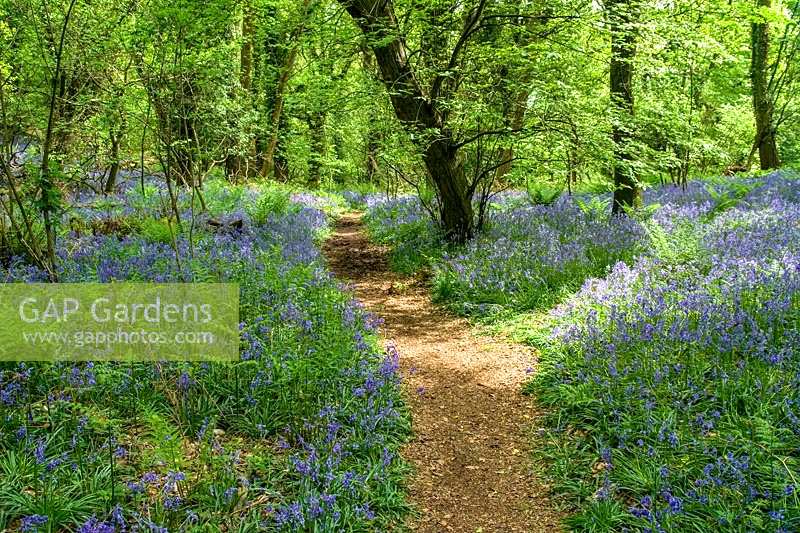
[323,213,562,532]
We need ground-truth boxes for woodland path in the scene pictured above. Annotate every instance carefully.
[323,213,562,532]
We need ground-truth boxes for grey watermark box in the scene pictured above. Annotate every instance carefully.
[0,283,240,361]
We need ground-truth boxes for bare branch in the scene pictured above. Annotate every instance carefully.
[453,127,531,151]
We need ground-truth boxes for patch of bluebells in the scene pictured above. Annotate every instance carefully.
[364,171,800,317]
[260,335,405,530]
[20,515,48,532]
[0,178,408,531]
[341,191,370,210]
[290,191,343,213]
[363,194,431,231]
[77,516,116,533]
[363,190,646,311]
[1,199,329,284]
[533,170,800,530]
[363,194,444,273]
[435,194,646,311]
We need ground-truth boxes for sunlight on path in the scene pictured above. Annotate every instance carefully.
[323,213,562,533]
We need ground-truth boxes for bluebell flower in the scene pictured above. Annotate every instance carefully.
[20,515,48,532]
[78,516,115,533]
[355,502,375,520]
[33,439,46,464]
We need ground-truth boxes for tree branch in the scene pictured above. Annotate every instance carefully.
[453,127,529,151]
[430,0,489,102]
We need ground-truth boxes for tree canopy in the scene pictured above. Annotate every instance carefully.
[1,0,799,245]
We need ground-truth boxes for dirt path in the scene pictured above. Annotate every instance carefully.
[323,213,562,532]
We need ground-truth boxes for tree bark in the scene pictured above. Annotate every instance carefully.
[240,0,254,92]
[105,129,121,193]
[750,0,781,170]
[366,130,380,182]
[307,111,326,187]
[425,140,474,241]
[338,0,474,242]
[608,0,642,214]
[495,89,529,180]
[260,0,312,178]
[259,42,298,178]
[360,46,382,183]
[225,0,255,180]
[39,0,78,280]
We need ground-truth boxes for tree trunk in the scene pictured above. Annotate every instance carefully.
[750,0,781,170]
[366,131,380,182]
[307,111,326,187]
[609,0,642,214]
[332,122,347,184]
[39,0,78,280]
[226,0,255,181]
[260,0,312,178]
[174,103,197,187]
[566,127,579,194]
[360,46,382,183]
[105,130,121,194]
[339,0,474,242]
[240,0,254,92]
[425,139,474,241]
[495,89,529,180]
[260,44,298,179]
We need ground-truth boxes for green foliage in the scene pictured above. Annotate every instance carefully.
[246,186,298,224]
[201,179,250,217]
[125,185,165,214]
[364,197,445,274]
[576,196,613,218]
[526,185,563,206]
[0,181,410,530]
[645,220,706,265]
[387,220,444,274]
[138,217,176,244]
[2,0,800,523]
[703,181,759,221]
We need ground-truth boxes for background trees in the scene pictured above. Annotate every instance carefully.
[608,0,642,212]
[1,0,799,251]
